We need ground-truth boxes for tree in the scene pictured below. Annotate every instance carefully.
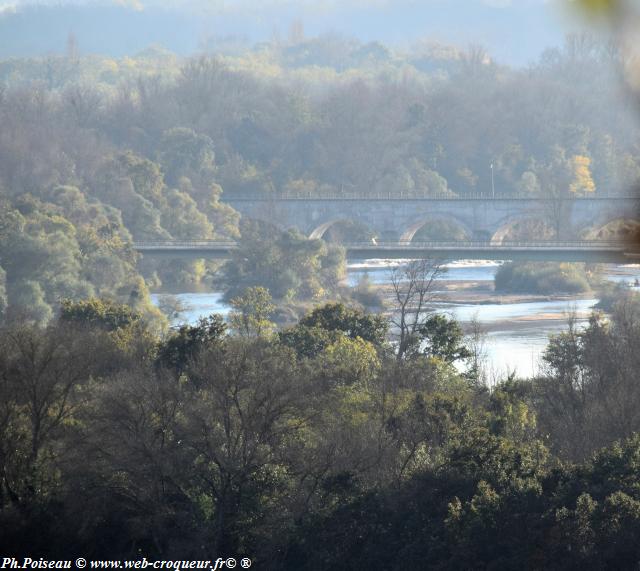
[538,315,596,460]
[0,324,93,506]
[59,297,141,332]
[464,315,489,388]
[418,314,471,364]
[221,221,345,302]
[278,324,337,359]
[6,280,52,326]
[181,339,308,554]
[157,127,216,188]
[390,259,446,360]
[316,336,381,389]
[299,302,388,347]
[570,155,596,194]
[158,314,227,374]
[69,366,194,556]
[229,286,276,338]
[537,300,640,461]
[536,148,576,239]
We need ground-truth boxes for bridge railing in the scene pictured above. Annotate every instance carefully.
[222,191,638,201]
[349,240,630,249]
[134,240,238,248]
[133,239,631,249]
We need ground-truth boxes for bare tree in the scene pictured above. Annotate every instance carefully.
[465,313,489,388]
[390,258,446,360]
[541,187,574,240]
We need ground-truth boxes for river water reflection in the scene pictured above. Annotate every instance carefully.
[347,260,502,285]
[151,262,640,380]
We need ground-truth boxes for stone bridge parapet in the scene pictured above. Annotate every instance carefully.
[223,196,639,243]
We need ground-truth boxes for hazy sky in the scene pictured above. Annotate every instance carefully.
[0,0,564,16]
[0,0,582,65]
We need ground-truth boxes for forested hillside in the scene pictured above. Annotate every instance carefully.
[0,34,638,323]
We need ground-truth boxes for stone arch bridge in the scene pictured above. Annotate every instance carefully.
[223,195,639,243]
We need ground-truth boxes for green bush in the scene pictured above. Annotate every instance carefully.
[494,262,593,294]
[220,220,346,302]
[351,274,384,308]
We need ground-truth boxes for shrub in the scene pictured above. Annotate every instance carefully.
[494,262,593,294]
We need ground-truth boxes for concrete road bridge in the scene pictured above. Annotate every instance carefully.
[222,194,640,242]
[133,240,639,263]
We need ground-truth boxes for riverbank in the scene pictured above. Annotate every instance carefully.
[377,277,597,313]
[371,270,600,376]
[151,262,640,377]
[379,278,596,305]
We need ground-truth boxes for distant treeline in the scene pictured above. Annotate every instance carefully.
[0,35,638,321]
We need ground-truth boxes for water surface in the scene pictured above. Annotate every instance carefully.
[152,262,638,379]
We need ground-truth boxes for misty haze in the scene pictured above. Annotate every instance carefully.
[1,0,640,568]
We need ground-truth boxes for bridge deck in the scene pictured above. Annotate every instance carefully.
[133,240,638,263]
[223,193,638,201]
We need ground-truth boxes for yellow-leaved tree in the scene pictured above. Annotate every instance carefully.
[574,0,618,17]
[569,155,596,194]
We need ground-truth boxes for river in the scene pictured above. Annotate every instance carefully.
[151,262,640,380]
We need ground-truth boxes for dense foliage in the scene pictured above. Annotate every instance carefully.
[495,262,597,294]
[1,297,640,568]
[220,221,345,303]
[2,35,637,203]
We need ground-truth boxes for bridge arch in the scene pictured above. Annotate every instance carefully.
[309,220,340,240]
[581,216,640,241]
[309,218,376,242]
[490,215,555,244]
[400,215,473,244]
